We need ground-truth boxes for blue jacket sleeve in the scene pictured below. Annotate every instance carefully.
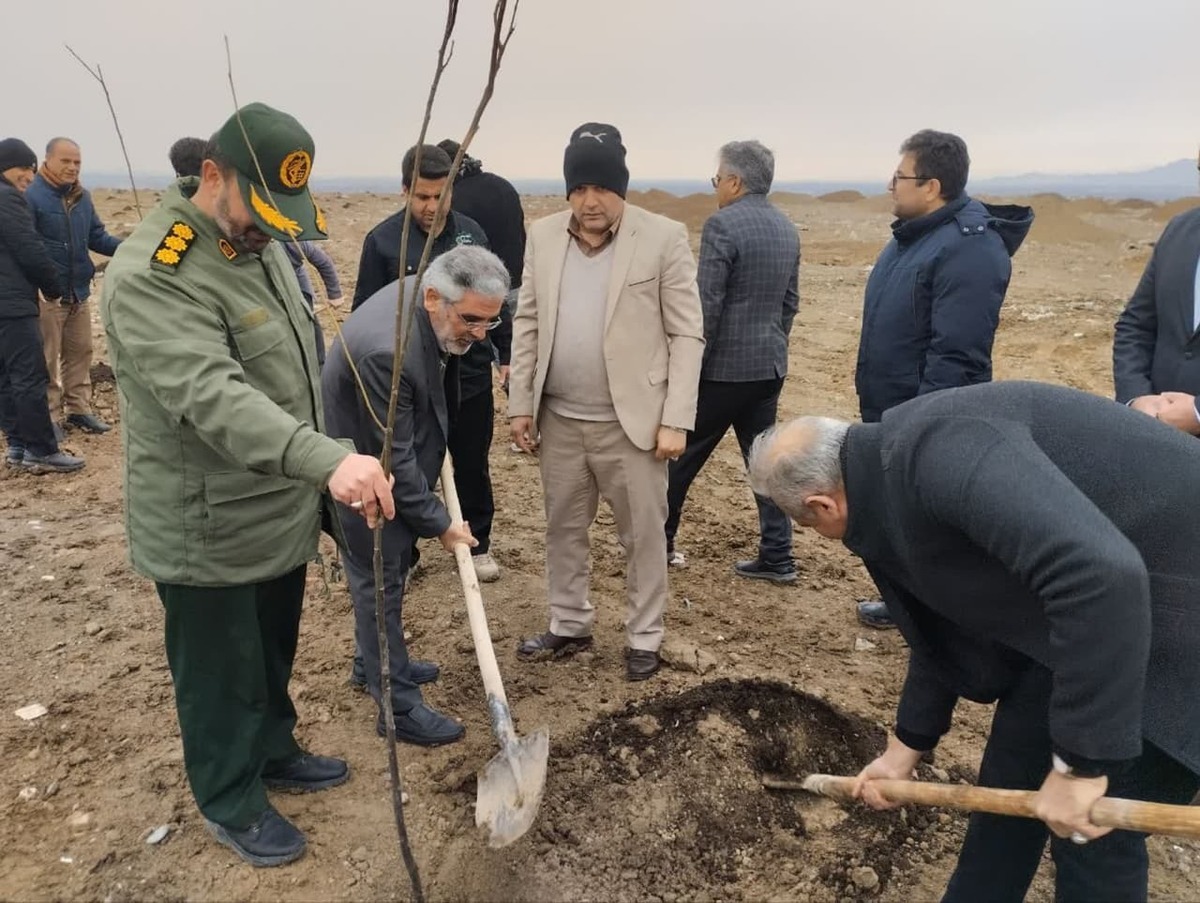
[86,201,122,257]
[302,241,344,298]
[918,240,1009,395]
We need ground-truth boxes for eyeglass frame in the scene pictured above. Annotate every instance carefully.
[444,299,502,334]
[890,171,931,188]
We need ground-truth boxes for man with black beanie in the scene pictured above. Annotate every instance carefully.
[509,122,704,681]
[436,139,526,318]
[0,138,84,473]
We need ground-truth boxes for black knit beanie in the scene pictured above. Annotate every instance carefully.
[563,123,628,198]
[0,138,37,173]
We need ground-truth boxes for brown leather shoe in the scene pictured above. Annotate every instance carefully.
[625,649,660,681]
[516,632,593,661]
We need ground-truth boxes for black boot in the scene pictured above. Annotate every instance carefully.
[205,805,306,867]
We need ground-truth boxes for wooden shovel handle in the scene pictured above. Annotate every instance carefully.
[798,774,1200,839]
[440,454,511,715]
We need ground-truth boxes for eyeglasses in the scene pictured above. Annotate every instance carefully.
[890,171,928,187]
[445,302,502,334]
[711,173,727,189]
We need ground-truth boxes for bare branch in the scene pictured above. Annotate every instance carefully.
[65,45,143,219]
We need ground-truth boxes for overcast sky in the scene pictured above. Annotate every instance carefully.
[5,0,1196,185]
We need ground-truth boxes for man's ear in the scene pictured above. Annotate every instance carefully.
[805,494,839,519]
[422,286,440,314]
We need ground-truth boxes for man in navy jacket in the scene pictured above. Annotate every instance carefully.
[854,130,1032,628]
[0,138,84,473]
[25,137,122,435]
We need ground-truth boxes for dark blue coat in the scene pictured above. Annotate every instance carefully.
[24,174,121,303]
[854,195,1033,422]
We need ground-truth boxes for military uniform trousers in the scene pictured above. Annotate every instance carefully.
[155,565,307,829]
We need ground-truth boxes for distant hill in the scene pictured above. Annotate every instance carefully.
[87,159,1200,201]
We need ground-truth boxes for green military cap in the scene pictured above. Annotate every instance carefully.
[212,102,328,242]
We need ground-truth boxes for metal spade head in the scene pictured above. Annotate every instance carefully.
[475,726,550,848]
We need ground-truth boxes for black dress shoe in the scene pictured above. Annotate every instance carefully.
[516,631,593,661]
[734,558,798,584]
[409,659,440,685]
[205,805,306,867]
[856,599,897,630]
[66,413,112,434]
[626,649,660,682]
[262,752,350,793]
[376,702,465,746]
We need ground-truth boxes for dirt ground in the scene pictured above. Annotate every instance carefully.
[2,186,1199,902]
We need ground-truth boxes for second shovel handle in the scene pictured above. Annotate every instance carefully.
[802,774,1200,839]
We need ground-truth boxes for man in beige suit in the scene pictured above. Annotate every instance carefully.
[509,122,704,681]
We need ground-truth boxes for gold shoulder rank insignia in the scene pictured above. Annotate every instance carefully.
[151,221,196,271]
[218,238,238,260]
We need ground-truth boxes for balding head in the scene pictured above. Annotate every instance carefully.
[749,416,850,537]
[44,137,81,185]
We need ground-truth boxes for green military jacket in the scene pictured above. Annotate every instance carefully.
[101,179,349,586]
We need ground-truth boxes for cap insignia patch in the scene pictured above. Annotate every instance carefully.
[314,202,327,236]
[250,184,300,237]
[279,150,311,189]
[152,221,196,270]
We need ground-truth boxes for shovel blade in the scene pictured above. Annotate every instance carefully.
[475,726,550,848]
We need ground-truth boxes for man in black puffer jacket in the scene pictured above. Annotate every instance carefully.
[0,138,84,473]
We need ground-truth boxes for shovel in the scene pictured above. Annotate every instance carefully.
[440,454,549,848]
[766,773,1200,839]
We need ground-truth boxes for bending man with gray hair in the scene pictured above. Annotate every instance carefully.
[665,139,801,582]
[322,245,509,746]
[749,380,1200,902]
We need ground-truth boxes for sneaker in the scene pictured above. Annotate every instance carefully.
[472,552,501,583]
[733,558,797,585]
[66,413,112,434]
[4,445,24,466]
[22,450,85,474]
[667,549,687,568]
[856,599,897,630]
[205,805,306,867]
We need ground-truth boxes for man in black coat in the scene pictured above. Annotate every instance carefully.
[323,245,508,746]
[436,139,526,313]
[0,138,84,473]
[1113,165,1200,435]
[354,144,511,584]
[748,380,1200,902]
[853,129,1033,629]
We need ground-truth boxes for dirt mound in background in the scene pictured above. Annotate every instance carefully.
[818,190,866,203]
[1151,197,1199,222]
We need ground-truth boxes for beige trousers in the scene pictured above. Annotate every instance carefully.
[538,408,670,652]
[40,299,94,417]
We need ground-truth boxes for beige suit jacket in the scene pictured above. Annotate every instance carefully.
[508,204,705,451]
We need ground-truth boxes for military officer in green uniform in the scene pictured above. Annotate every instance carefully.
[102,103,396,867]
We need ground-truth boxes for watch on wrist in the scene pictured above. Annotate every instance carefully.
[1051,752,1106,780]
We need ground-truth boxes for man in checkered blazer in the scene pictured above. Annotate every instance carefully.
[665,140,801,583]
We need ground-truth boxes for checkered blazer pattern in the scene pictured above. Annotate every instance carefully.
[698,194,801,382]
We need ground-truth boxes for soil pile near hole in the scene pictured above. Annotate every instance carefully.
[489,680,966,902]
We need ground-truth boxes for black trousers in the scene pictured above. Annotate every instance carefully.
[156,566,306,829]
[447,387,495,553]
[942,662,1200,903]
[343,541,423,715]
[665,377,792,566]
[0,315,58,455]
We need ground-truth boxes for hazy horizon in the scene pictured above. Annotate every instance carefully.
[5,0,1196,184]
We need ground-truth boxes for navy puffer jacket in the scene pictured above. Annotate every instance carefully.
[24,174,121,303]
